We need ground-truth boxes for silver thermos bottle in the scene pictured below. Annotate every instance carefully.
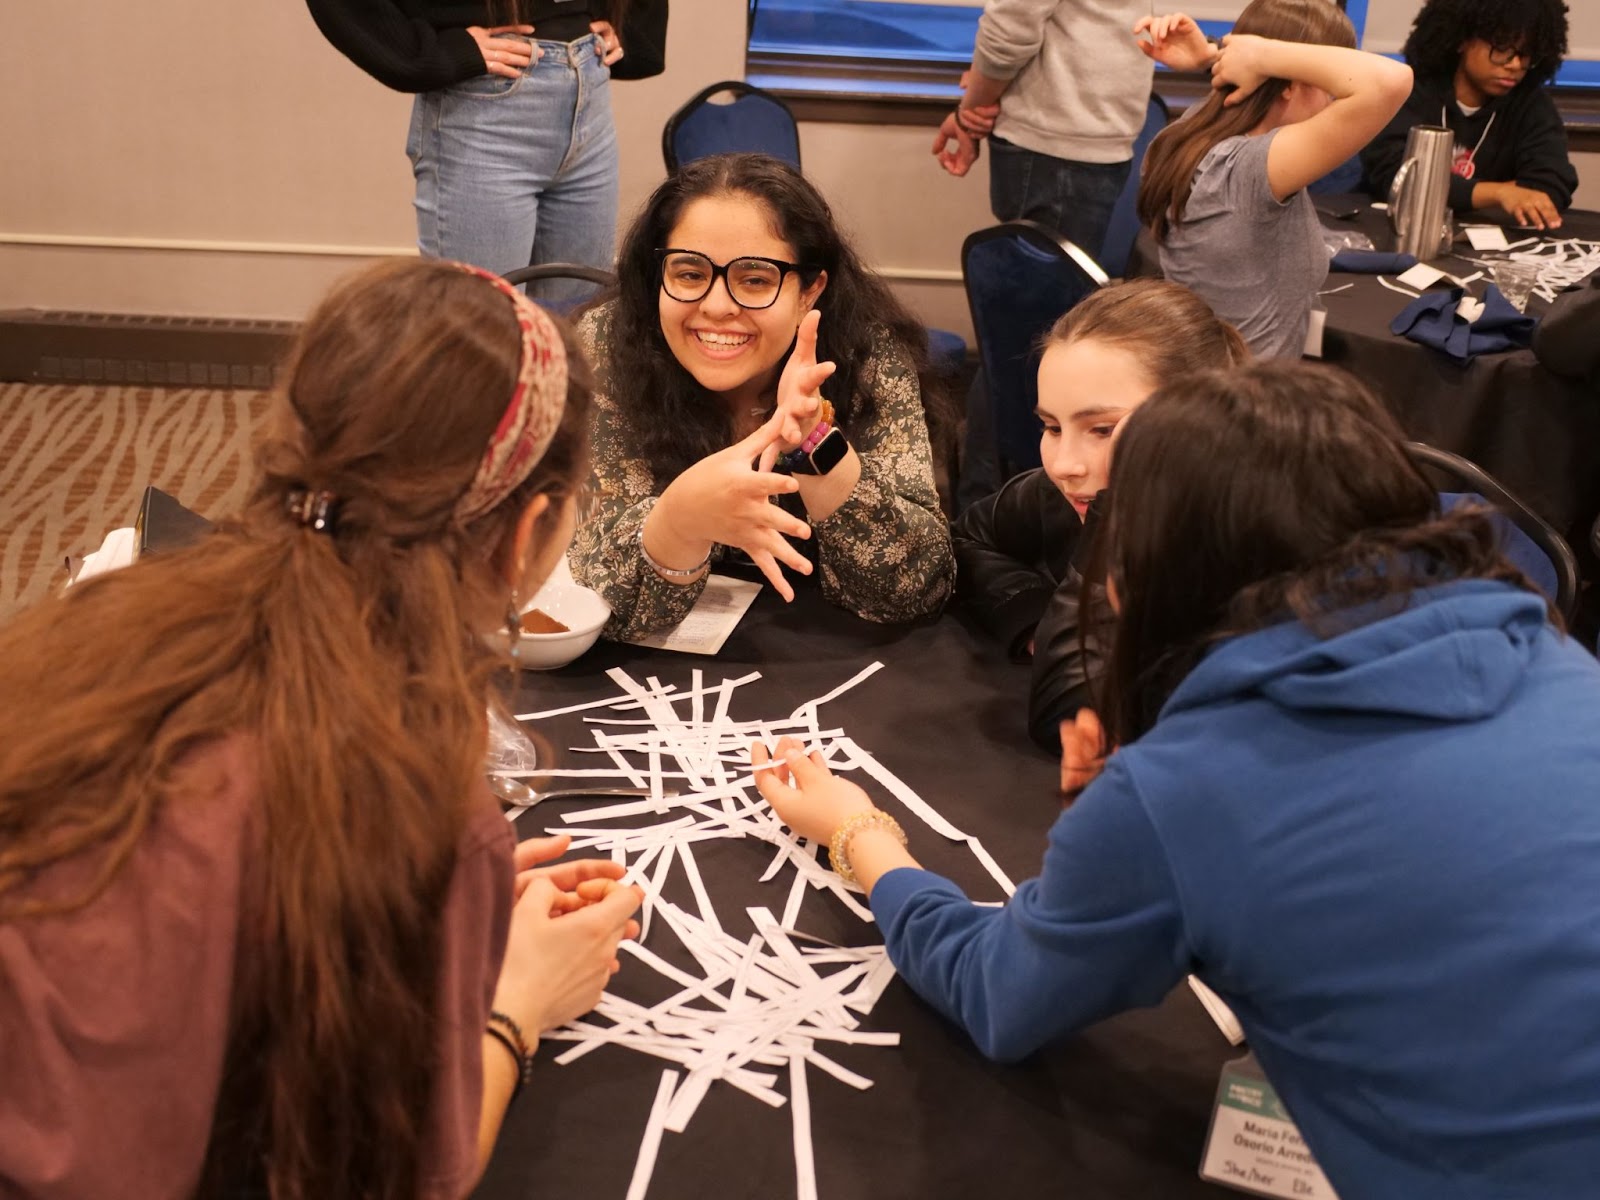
[1388,125,1455,260]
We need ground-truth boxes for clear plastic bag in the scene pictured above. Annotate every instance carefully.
[486,704,540,775]
[1322,227,1374,256]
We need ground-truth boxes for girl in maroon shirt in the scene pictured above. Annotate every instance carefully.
[0,259,640,1198]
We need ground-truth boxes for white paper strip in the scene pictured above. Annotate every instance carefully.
[790,1054,818,1200]
[790,661,883,717]
[531,664,1025,1199]
[624,1069,680,1200]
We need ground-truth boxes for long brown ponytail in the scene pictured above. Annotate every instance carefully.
[0,259,591,1198]
[1138,0,1356,241]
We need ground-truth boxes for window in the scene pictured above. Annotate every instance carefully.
[747,0,1600,101]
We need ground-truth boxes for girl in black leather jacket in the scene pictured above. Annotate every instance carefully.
[952,280,1248,749]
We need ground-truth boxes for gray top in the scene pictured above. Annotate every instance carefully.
[972,0,1153,164]
[1158,130,1328,360]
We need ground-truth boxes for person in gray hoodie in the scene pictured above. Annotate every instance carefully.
[933,0,1154,260]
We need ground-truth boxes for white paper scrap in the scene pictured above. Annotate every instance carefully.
[628,574,762,655]
[1464,225,1510,251]
[790,1054,818,1200]
[1395,262,1445,290]
[625,1069,680,1200]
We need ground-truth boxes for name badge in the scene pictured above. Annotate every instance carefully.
[1199,1053,1340,1199]
[1302,304,1326,359]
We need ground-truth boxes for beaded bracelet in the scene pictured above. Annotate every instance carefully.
[639,525,711,579]
[486,1009,534,1097]
[777,400,839,474]
[828,810,908,887]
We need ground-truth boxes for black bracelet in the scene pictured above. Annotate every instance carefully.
[484,1025,530,1099]
[487,1009,534,1096]
[954,106,987,138]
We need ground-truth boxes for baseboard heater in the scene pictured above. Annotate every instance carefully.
[0,310,296,387]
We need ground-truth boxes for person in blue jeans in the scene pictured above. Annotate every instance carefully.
[933,0,1153,261]
[754,360,1600,1199]
[307,0,622,303]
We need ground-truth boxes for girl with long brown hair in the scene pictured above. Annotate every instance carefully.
[1135,2,1412,358]
[0,259,641,1198]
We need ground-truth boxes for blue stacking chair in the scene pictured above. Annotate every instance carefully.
[1098,94,1170,279]
[962,221,1109,481]
[1409,442,1579,620]
[662,81,802,172]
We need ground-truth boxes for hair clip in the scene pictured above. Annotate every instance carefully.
[285,488,340,533]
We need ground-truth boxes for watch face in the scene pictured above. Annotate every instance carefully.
[808,428,849,475]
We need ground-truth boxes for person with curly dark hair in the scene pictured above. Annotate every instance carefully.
[1361,0,1577,229]
[568,154,955,640]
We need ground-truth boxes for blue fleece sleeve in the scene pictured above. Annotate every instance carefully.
[871,759,1189,1062]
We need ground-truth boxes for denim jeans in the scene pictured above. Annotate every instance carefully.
[987,138,1131,262]
[407,34,618,304]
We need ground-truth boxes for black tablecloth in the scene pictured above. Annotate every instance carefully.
[1130,199,1600,554]
[474,591,1236,1199]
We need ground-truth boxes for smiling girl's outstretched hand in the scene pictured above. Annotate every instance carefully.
[771,310,837,450]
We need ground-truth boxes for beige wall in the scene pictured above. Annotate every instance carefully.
[0,2,1594,341]
[0,0,746,322]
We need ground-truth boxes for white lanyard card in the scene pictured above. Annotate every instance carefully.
[1199,1052,1340,1199]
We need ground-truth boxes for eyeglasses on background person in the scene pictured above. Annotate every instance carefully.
[1486,41,1535,68]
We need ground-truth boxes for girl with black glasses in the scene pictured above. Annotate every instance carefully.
[569,153,955,639]
[1361,0,1576,230]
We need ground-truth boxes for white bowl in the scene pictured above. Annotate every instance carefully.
[508,571,611,670]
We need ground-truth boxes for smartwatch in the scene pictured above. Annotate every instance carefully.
[788,427,849,476]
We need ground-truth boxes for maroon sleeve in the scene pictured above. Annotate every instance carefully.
[0,744,251,1199]
[417,797,515,1199]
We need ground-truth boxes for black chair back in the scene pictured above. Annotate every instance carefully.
[961,221,1108,479]
[1407,441,1579,619]
[662,81,801,173]
[502,263,617,316]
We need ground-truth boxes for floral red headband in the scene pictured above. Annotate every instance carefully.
[450,263,570,526]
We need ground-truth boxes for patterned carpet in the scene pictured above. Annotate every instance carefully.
[0,384,270,624]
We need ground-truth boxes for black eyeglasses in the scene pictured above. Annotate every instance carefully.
[1486,41,1533,67]
[657,249,814,310]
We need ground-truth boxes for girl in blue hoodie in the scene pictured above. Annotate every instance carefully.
[754,361,1600,1199]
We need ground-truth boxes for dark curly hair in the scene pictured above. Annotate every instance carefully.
[595,153,944,487]
[1403,0,1569,88]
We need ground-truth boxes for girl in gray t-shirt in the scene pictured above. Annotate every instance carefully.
[1134,3,1414,358]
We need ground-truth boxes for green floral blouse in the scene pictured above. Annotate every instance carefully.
[569,304,955,641]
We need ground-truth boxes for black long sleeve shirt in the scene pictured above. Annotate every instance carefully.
[951,470,1108,752]
[306,0,599,93]
[1361,77,1578,212]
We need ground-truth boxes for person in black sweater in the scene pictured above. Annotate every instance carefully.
[951,280,1247,751]
[1361,0,1577,230]
[306,0,626,299]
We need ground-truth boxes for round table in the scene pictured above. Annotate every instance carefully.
[474,587,1239,1200]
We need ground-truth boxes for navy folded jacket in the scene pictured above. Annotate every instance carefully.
[1389,285,1538,365]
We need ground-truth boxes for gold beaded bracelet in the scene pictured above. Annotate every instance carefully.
[828,810,907,887]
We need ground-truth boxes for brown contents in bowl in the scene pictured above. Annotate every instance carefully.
[520,608,570,635]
